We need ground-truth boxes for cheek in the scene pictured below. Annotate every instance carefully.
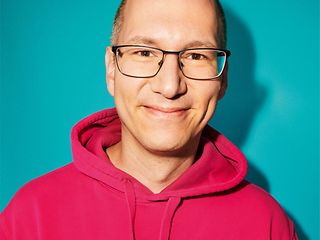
[194,82,221,108]
[193,82,222,123]
[113,78,134,120]
[113,75,148,117]
[114,75,137,103]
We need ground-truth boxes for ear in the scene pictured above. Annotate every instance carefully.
[218,61,228,100]
[105,46,116,96]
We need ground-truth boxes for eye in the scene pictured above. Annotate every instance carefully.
[187,52,207,60]
[135,50,153,57]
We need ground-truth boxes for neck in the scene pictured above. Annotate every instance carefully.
[106,131,200,193]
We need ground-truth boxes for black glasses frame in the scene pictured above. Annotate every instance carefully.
[111,45,231,80]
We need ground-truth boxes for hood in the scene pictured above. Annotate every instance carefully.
[71,108,248,240]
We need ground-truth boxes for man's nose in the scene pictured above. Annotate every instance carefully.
[150,54,187,99]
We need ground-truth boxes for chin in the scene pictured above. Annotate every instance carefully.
[139,131,193,155]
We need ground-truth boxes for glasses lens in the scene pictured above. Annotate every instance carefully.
[180,49,226,79]
[116,46,163,77]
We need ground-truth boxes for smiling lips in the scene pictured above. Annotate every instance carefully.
[143,105,189,117]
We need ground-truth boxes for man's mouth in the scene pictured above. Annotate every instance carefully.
[142,105,189,117]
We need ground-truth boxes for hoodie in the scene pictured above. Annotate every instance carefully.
[0,108,297,240]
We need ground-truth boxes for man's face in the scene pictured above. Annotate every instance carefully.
[106,0,227,155]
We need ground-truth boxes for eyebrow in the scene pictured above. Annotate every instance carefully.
[184,41,217,49]
[125,36,158,45]
[124,36,217,49]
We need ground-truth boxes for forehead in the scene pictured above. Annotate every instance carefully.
[118,0,218,48]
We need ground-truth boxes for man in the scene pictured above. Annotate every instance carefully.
[0,0,297,239]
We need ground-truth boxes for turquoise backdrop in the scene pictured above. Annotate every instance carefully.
[1,0,319,239]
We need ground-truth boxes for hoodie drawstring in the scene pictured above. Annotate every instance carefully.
[159,196,181,240]
[125,180,136,240]
[124,180,181,240]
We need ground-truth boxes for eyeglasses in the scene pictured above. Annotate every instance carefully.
[112,45,231,80]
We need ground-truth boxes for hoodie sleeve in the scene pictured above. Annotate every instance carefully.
[269,200,299,240]
[289,219,299,240]
[0,200,18,239]
[0,206,11,240]
[0,181,41,240]
[0,220,8,240]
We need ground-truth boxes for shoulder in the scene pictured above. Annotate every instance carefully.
[13,163,80,197]
[229,181,297,238]
[0,164,80,238]
[214,180,293,225]
[233,180,288,215]
[1,163,84,215]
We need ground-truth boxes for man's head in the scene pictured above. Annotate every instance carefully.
[105,0,229,156]
[111,0,227,49]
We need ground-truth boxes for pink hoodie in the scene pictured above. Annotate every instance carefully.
[0,108,297,239]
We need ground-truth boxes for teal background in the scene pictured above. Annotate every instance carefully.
[0,0,318,239]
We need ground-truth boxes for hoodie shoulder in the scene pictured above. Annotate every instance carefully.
[12,164,79,197]
[233,181,297,238]
[3,164,72,200]
[0,164,80,238]
[234,181,288,215]
[0,164,84,218]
